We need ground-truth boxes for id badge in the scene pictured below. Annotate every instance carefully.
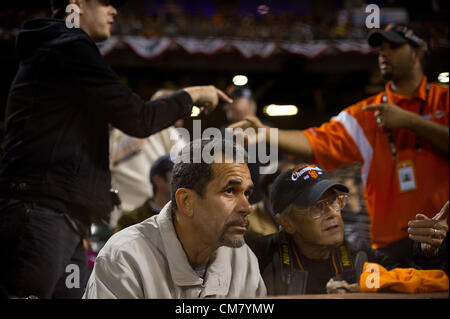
[396,160,417,193]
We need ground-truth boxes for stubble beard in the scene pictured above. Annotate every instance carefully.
[380,67,393,81]
[219,235,245,248]
[218,220,250,248]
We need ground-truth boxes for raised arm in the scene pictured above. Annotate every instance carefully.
[228,116,314,158]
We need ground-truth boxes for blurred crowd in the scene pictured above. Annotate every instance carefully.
[1,0,448,47]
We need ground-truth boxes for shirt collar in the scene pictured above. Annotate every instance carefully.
[158,202,202,286]
[157,202,230,295]
[385,75,428,102]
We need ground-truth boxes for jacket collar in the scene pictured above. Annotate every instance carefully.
[386,75,428,102]
[157,202,230,295]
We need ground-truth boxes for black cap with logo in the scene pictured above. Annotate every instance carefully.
[368,23,429,52]
[270,163,349,214]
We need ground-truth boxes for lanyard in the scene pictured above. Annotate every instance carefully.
[382,83,430,159]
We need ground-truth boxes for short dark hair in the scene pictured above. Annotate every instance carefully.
[170,138,247,215]
[149,154,174,194]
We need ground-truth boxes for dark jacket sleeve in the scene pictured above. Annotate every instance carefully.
[351,238,449,272]
[412,235,449,275]
[61,39,192,138]
[351,240,400,270]
[245,232,273,273]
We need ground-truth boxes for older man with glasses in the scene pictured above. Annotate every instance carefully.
[246,163,448,296]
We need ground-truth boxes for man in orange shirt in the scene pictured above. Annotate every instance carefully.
[230,24,449,265]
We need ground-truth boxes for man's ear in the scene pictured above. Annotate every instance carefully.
[69,0,84,14]
[413,47,424,67]
[277,213,296,235]
[175,188,195,217]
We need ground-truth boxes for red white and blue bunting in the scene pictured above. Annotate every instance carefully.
[96,36,377,59]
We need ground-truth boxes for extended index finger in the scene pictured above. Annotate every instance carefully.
[215,88,233,104]
[362,104,384,111]
[228,119,252,130]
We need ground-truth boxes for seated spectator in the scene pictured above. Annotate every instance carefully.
[83,139,266,298]
[247,163,448,295]
[114,154,174,233]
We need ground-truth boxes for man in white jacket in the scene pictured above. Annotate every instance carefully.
[83,139,267,298]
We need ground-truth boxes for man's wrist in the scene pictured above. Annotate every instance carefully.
[406,111,420,131]
[183,88,199,103]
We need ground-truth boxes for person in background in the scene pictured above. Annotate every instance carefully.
[114,154,174,232]
[223,86,257,124]
[246,161,295,240]
[83,139,266,298]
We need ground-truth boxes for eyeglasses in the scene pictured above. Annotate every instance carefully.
[294,194,348,219]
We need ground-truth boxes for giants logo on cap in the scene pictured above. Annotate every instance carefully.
[385,23,395,31]
[291,164,323,181]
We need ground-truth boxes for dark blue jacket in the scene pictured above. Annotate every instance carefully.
[0,18,192,228]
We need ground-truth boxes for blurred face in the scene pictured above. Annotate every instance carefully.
[283,189,345,248]
[191,163,253,248]
[153,171,173,198]
[342,178,361,212]
[78,0,117,42]
[223,97,255,123]
[378,40,415,81]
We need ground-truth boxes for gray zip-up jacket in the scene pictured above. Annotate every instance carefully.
[83,202,267,298]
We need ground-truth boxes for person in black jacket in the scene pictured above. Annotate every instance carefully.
[0,0,231,299]
[246,163,448,295]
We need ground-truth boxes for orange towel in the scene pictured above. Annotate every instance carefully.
[360,262,449,293]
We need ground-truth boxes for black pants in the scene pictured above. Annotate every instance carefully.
[0,199,89,299]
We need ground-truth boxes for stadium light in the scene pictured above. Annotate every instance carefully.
[438,72,449,83]
[191,106,201,117]
[263,104,298,116]
[232,75,248,86]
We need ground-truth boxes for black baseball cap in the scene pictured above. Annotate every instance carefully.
[368,23,429,52]
[270,163,349,214]
[150,154,174,181]
[51,0,127,11]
